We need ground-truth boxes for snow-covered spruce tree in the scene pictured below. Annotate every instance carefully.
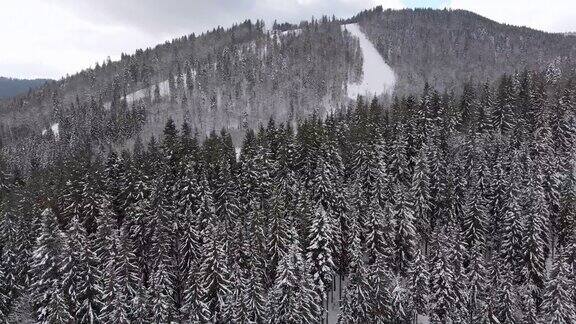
[485,253,519,324]
[464,244,488,322]
[81,170,107,235]
[500,151,526,285]
[521,165,550,302]
[214,157,241,267]
[147,187,177,323]
[0,210,24,318]
[368,253,394,322]
[94,196,117,265]
[411,142,432,250]
[266,191,292,288]
[199,217,231,322]
[429,226,461,322]
[392,183,417,276]
[104,151,125,223]
[532,111,561,256]
[338,237,372,323]
[227,264,251,324]
[30,208,70,323]
[478,82,495,133]
[462,169,488,253]
[269,235,321,323]
[388,123,410,188]
[61,214,103,322]
[100,227,140,323]
[486,139,508,254]
[390,276,410,323]
[364,198,388,265]
[181,261,209,323]
[554,87,575,158]
[446,218,468,321]
[306,202,335,310]
[196,172,216,234]
[125,184,152,285]
[539,250,576,324]
[557,161,576,249]
[492,75,515,135]
[178,204,201,286]
[237,259,268,323]
[407,248,430,322]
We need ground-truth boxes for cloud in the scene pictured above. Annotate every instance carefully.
[1,0,575,79]
[0,0,402,79]
[55,0,403,36]
[0,0,159,79]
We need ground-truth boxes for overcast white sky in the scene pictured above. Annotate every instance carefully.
[1,0,575,80]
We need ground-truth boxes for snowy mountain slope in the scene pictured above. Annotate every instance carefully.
[353,7,576,94]
[342,23,396,98]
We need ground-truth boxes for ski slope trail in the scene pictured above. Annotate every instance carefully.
[342,23,396,98]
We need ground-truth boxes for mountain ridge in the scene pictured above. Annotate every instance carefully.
[0,77,52,100]
[1,7,576,172]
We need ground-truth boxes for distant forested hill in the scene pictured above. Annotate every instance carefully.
[353,7,576,94]
[0,77,51,99]
[2,8,576,172]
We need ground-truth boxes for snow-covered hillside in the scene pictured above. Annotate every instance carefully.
[342,23,396,98]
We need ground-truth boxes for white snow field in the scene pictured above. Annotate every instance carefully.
[342,23,396,98]
[103,76,177,110]
[50,123,59,140]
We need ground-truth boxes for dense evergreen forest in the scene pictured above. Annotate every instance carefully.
[353,7,576,94]
[0,17,361,156]
[3,7,576,173]
[0,68,575,323]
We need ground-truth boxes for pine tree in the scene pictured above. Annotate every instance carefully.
[368,253,393,322]
[392,184,417,276]
[240,262,267,322]
[182,262,209,323]
[100,227,140,323]
[338,237,372,323]
[269,238,321,323]
[500,153,525,284]
[557,161,576,249]
[388,124,410,187]
[463,172,488,252]
[0,210,24,317]
[267,192,292,287]
[407,249,429,322]
[390,277,409,323]
[522,168,549,298]
[30,208,70,323]
[411,142,432,248]
[490,256,518,324]
[465,245,488,323]
[148,193,177,323]
[62,215,103,322]
[364,198,388,265]
[429,227,458,322]
[199,218,231,322]
[306,203,335,301]
[540,250,576,324]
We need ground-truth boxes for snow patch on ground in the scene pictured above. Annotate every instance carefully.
[342,23,396,98]
[103,74,188,110]
[234,147,241,160]
[281,28,301,36]
[271,28,302,45]
[50,123,59,140]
